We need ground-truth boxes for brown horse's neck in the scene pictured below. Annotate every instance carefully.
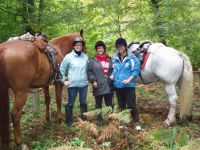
[50,33,83,57]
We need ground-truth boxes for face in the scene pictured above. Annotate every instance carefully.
[116,45,126,54]
[96,46,105,55]
[74,42,83,51]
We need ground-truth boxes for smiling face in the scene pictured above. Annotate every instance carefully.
[117,44,126,55]
[74,42,83,51]
[96,46,105,55]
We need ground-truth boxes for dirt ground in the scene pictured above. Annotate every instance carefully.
[8,79,200,150]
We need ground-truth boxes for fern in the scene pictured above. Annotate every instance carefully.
[97,124,120,143]
[83,106,113,118]
[109,109,131,124]
[116,138,128,149]
[74,118,99,137]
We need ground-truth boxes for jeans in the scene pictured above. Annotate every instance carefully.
[66,85,88,107]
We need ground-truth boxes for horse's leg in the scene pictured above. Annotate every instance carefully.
[11,90,29,150]
[43,86,51,122]
[164,84,177,126]
[55,81,63,123]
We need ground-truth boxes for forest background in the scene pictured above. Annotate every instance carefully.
[0,0,199,68]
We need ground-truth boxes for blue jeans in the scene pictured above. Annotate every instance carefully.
[66,85,88,107]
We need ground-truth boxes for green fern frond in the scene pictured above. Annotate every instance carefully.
[109,109,131,124]
[83,106,113,118]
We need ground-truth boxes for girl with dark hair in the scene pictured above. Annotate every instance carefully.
[88,40,113,126]
[110,37,141,131]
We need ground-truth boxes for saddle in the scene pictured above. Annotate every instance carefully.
[133,40,152,69]
[8,32,61,85]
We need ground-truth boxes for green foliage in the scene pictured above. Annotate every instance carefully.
[1,0,199,67]
[67,137,87,148]
[0,0,200,66]
[151,127,190,149]
[111,108,131,124]
[32,140,57,150]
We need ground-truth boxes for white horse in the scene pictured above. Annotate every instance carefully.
[129,41,193,126]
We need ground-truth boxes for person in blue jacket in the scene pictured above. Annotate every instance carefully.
[60,37,88,126]
[110,37,141,131]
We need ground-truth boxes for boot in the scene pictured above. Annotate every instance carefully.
[131,109,141,131]
[80,104,87,120]
[65,106,73,126]
[131,108,139,122]
[96,114,103,126]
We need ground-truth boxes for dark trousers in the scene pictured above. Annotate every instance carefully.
[115,88,139,122]
[95,93,113,109]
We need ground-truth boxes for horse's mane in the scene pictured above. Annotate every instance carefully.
[50,33,80,43]
[128,41,140,48]
[139,40,152,48]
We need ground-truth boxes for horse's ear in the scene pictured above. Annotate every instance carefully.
[80,29,83,37]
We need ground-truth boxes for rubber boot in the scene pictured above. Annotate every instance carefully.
[80,104,87,120]
[65,106,73,126]
[96,114,103,126]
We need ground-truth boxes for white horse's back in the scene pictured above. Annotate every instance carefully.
[146,44,183,84]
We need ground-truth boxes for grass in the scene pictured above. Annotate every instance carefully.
[7,83,200,150]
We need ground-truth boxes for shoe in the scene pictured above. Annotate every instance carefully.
[135,122,141,131]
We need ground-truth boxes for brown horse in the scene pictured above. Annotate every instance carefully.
[0,30,85,150]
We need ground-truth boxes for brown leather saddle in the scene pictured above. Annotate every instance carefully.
[8,33,61,85]
[33,38,61,85]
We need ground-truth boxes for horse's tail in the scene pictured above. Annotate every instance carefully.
[0,50,10,149]
[179,52,193,119]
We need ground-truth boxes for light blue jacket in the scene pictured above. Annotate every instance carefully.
[60,50,89,87]
[111,49,141,88]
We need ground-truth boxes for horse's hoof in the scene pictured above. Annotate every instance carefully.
[164,118,175,127]
[186,114,193,122]
[20,143,29,150]
[178,113,193,124]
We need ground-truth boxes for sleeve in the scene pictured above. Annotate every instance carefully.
[108,58,113,76]
[87,59,97,82]
[59,55,69,83]
[111,60,117,77]
[130,57,141,79]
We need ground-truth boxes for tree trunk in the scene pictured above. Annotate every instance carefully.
[150,0,166,45]
[21,0,35,34]
[38,0,44,27]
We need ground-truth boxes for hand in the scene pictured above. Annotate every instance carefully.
[110,76,114,80]
[64,81,70,87]
[122,76,134,84]
[93,81,97,88]
[122,79,130,84]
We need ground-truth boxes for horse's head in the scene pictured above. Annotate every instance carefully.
[129,40,152,54]
[128,41,140,54]
[50,29,86,57]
